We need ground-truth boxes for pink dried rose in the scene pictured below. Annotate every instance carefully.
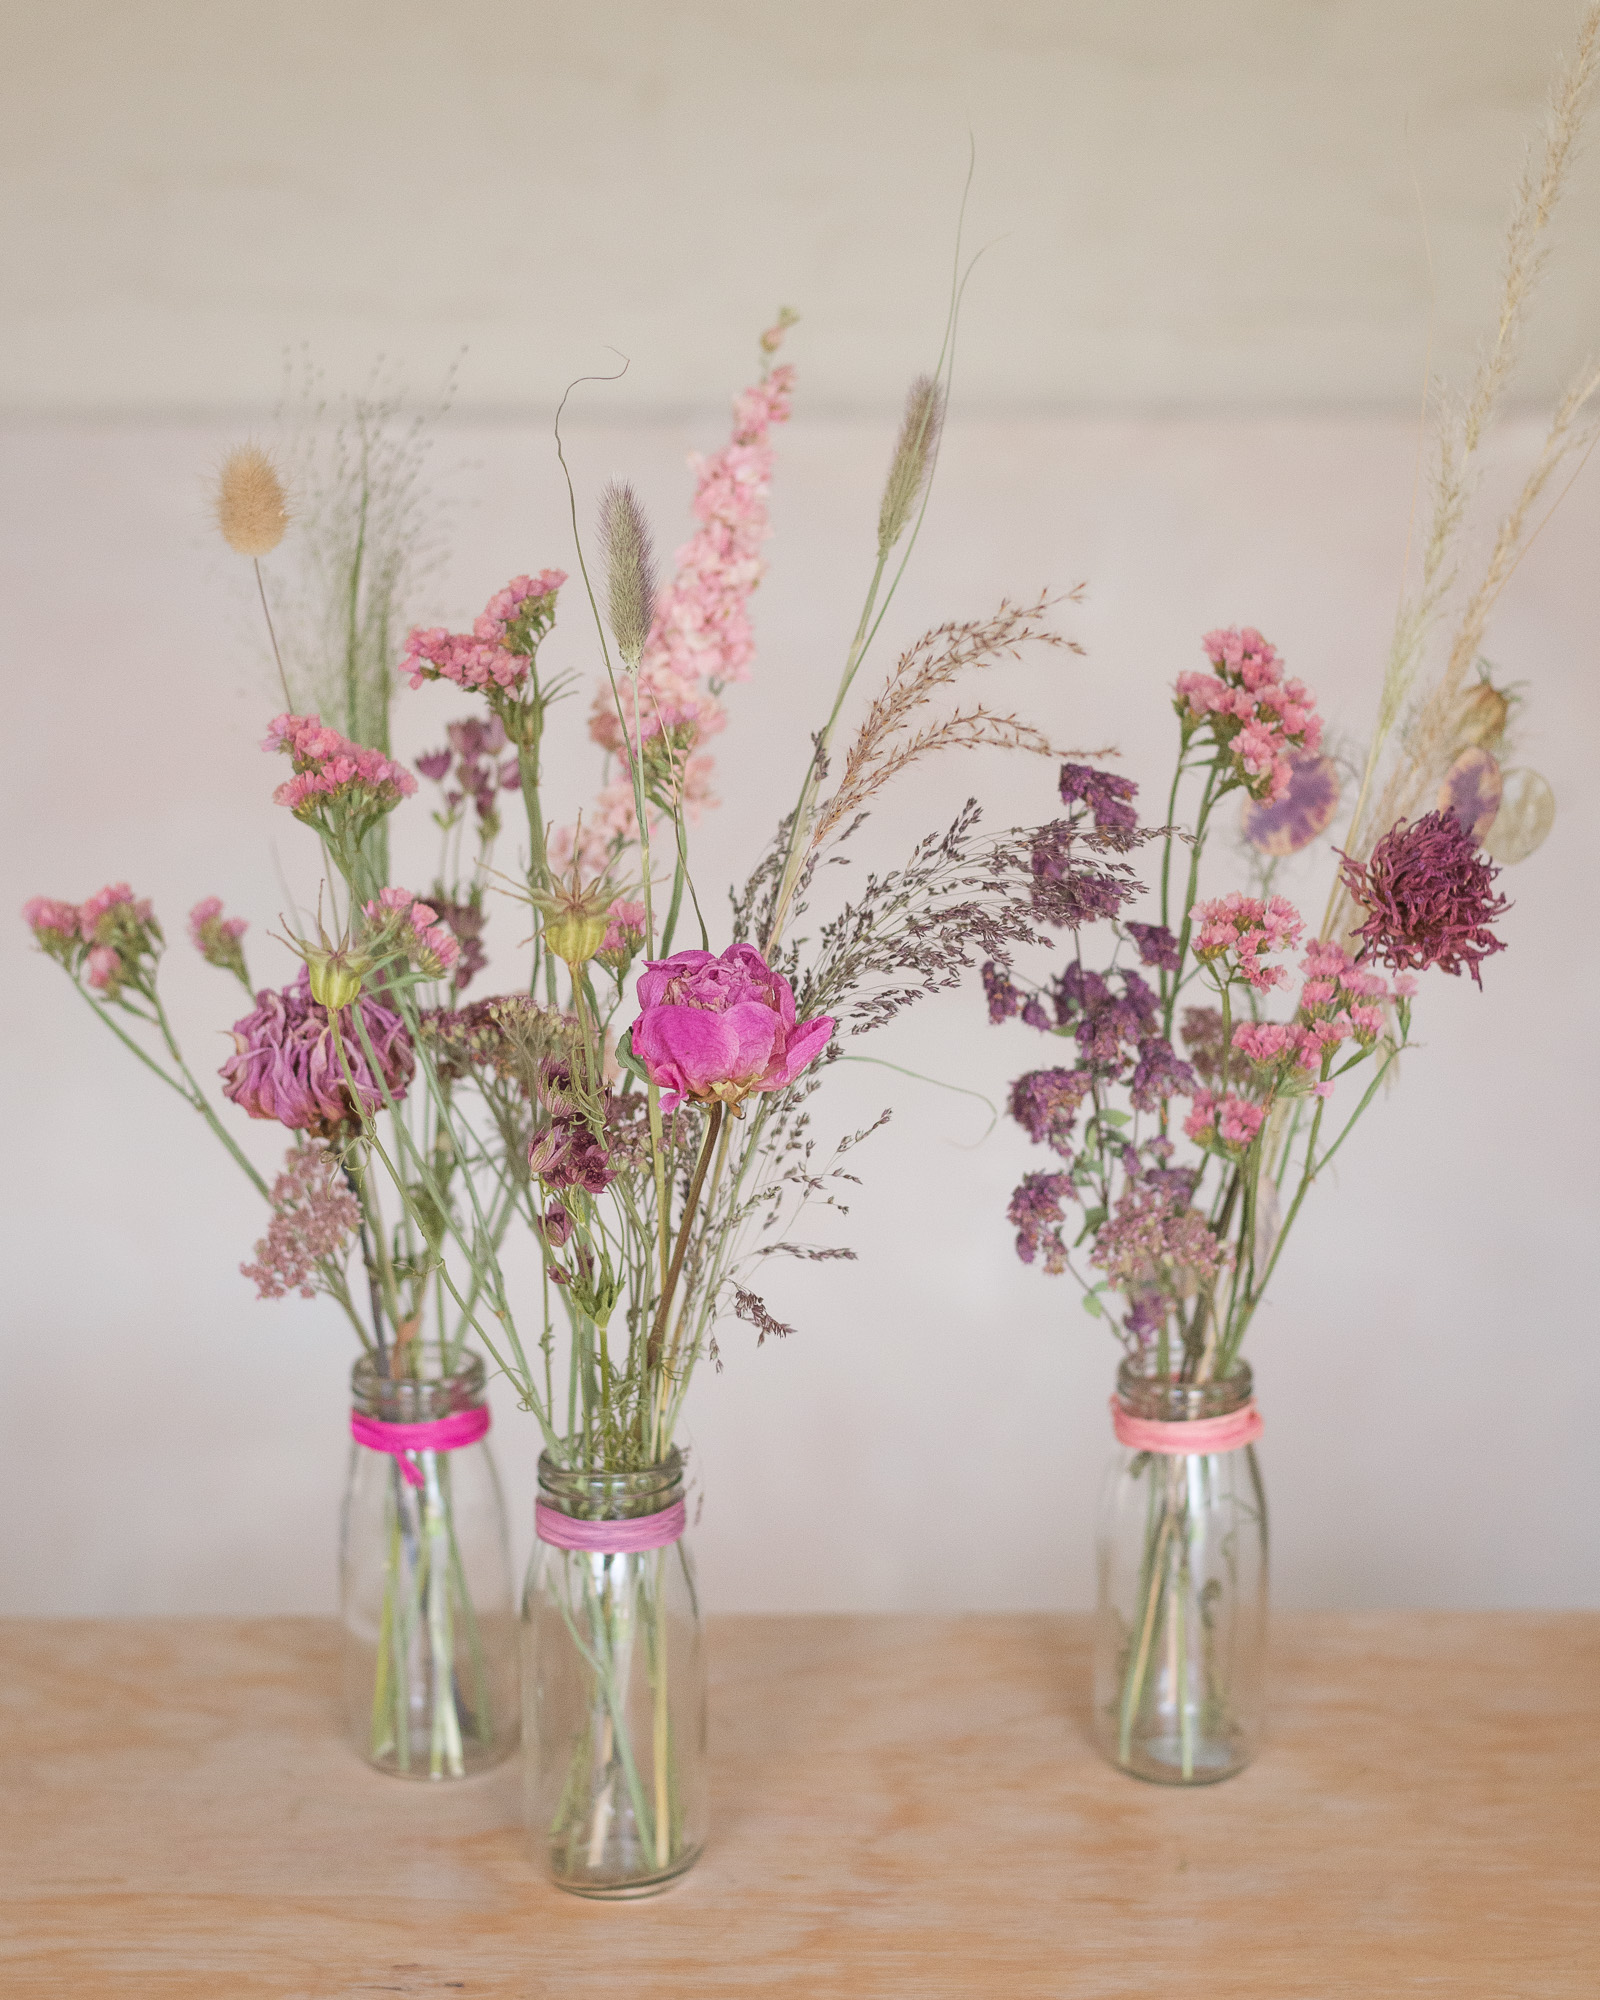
[220,967,414,1137]
[632,943,834,1111]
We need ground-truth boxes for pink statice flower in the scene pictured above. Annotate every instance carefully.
[361,887,461,979]
[1192,892,1305,992]
[265,714,417,837]
[596,900,647,976]
[189,896,250,983]
[78,884,162,998]
[632,941,833,1112]
[221,967,414,1136]
[240,1141,362,1301]
[22,896,82,970]
[1174,627,1323,803]
[400,570,566,700]
[86,945,122,993]
[1338,810,1510,987]
[1184,1090,1265,1152]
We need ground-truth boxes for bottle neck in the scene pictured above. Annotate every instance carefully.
[351,1351,486,1424]
[538,1446,685,1522]
[1115,1356,1254,1424]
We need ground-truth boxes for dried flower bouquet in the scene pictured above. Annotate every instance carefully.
[24,317,1069,1876]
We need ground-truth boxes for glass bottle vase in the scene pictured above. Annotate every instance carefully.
[1094,1356,1268,1784]
[522,1448,707,1897]
[340,1351,519,1779]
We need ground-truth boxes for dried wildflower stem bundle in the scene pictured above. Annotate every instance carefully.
[27,313,1070,1872]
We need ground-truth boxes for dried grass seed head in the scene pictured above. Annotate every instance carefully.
[877,375,945,558]
[599,480,659,670]
[216,445,290,557]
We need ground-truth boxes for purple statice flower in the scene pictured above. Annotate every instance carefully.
[415,747,453,783]
[1028,823,1142,930]
[1178,1005,1227,1088]
[220,967,414,1136]
[1338,810,1510,986]
[1008,1171,1074,1273]
[1008,1067,1093,1159]
[1125,921,1180,972]
[1054,965,1156,1068]
[1128,1035,1198,1112]
[425,889,488,992]
[1020,995,1053,1032]
[981,960,1022,1023]
[1059,761,1139,833]
[240,1142,361,1300]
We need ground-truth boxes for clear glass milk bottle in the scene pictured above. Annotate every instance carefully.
[1094,1357,1268,1784]
[340,1350,519,1778]
[522,1447,707,1896]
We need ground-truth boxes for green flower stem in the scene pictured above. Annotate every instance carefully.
[1160,760,1222,1046]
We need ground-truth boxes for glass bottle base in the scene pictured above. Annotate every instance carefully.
[548,1842,704,1899]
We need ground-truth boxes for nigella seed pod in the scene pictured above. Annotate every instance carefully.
[216,445,290,556]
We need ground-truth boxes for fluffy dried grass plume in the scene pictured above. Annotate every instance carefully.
[216,445,289,557]
[877,375,946,558]
[599,480,659,670]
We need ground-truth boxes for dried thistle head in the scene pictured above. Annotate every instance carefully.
[598,480,658,670]
[877,375,945,557]
[216,445,290,557]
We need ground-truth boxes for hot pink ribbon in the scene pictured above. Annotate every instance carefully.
[535,1498,687,1554]
[350,1405,491,1487]
[1110,1395,1263,1456]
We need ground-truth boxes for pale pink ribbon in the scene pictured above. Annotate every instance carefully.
[535,1498,687,1554]
[1110,1395,1263,1456]
[350,1405,490,1487]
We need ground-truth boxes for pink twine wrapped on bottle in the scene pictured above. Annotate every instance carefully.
[1110,1396,1263,1456]
[350,1406,490,1487]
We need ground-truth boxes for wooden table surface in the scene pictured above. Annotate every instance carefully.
[1,1613,1595,1998]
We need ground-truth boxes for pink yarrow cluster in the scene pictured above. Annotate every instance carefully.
[400,571,566,697]
[1192,893,1305,992]
[362,887,461,979]
[1174,628,1323,803]
[265,715,417,819]
[241,1142,362,1301]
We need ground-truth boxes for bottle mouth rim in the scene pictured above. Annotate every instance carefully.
[350,1350,487,1418]
[1115,1355,1254,1419]
[537,1443,685,1494]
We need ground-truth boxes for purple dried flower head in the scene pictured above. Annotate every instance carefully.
[1058,762,1139,833]
[1028,823,1142,930]
[1339,811,1510,986]
[1243,752,1342,856]
[1128,1036,1197,1113]
[527,1118,614,1194]
[1008,1171,1075,1273]
[1008,1067,1093,1158]
[1125,921,1180,972]
[536,1057,582,1121]
[415,747,453,784]
[1020,996,1053,1032]
[1054,964,1155,1068]
[240,1142,361,1301]
[542,1201,574,1248]
[220,968,414,1137]
[981,960,1022,1023]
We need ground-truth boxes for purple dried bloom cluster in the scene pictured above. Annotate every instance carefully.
[1058,761,1138,832]
[1028,822,1143,930]
[240,1143,361,1300]
[1008,1171,1074,1273]
[1125,921,1179,972]
[220,968,414,1137]
[1339,810,1510,987]
[1008,1067,1093,1159]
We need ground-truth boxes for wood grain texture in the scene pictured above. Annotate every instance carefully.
[0,1614,1595,1998]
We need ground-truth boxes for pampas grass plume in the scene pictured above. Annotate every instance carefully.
[877,375,945,558]
[216,445,290,557]
[599,480,658,670]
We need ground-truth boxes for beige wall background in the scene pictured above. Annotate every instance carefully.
[2,2,1596,1615]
